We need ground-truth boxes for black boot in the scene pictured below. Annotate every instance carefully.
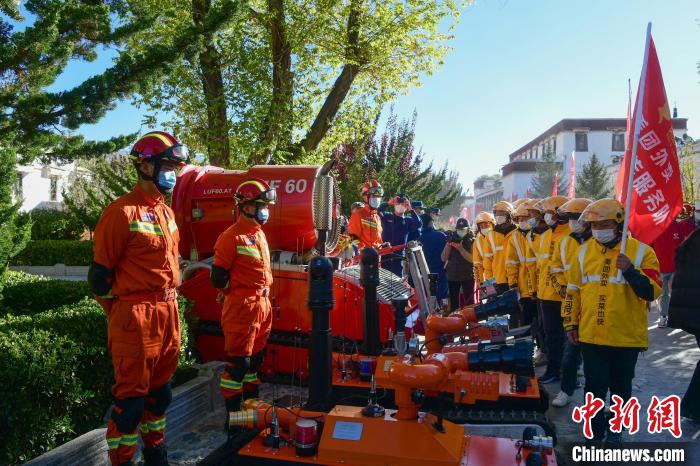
[142,444,169,466]
[242,385,260,402]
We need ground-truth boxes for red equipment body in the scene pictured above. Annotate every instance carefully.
[174,165,414,376]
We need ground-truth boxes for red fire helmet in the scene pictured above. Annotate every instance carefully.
[234,178,277,205]
[130,131,189,166]
[361,179,384,197]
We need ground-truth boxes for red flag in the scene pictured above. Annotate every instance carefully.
[567,151,576,198]
[552,173,558,196]
[618,31,683,246]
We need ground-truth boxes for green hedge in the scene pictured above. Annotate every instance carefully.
[1,271,91,316]
[10,240,93,266]
[0,329,88,465]
[17,209,85,241]
[0,288,195,464]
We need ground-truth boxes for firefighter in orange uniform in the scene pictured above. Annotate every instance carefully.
[89,131,188,466]
[348,179,385,249]
[210,179,276,427]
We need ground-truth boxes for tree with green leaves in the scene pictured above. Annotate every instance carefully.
[127,0,462,168]
[530,151,568,198]
[63,156,138,235]
[333,110,460,214]
[0,0,245,273]
[0,145,30,286]
[678,136,698,203]
[575,153,612,200]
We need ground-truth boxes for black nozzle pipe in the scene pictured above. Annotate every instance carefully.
[392,297,408,332]
[467,338,534,376]
[474,288,520,320]
[306,256,334,411]
[360,247,381,356]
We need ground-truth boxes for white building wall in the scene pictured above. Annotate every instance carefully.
[502,170,537,200]
[15,162,79,212]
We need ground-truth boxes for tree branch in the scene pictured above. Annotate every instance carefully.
[294,0,363,157]
[192,0,231,167]
[254,0,293,165]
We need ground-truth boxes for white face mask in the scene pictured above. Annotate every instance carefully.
[519,221,532,231]
[394,205,406,215]
[495,215,507,225]
[544,213,557,226]
[456,229,467,238]
[369,197,381,209]
[480,227,492,234]
[592,228,616,244]
[528,217,538,228]
[569,219,585,234]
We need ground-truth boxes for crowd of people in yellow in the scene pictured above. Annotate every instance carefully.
[471,195,664,442]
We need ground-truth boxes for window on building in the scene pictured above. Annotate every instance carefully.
[15,173,24,200]
[553,138,557,154]
[575,132,588,151]
[50,175,58,201]
[612,133,625,151]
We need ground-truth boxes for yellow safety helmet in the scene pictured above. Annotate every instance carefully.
[558,198,592,216]
[492,200,514,214]
[580,198,625,224]
[526,198,543,213]
[475,211,496,225]
[512,198,530,209]
[541,195,569,213]
[513,204,531,218]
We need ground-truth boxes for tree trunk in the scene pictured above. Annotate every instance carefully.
[294,0,363,157]
[253,0,293,165]
[192,0,230,167]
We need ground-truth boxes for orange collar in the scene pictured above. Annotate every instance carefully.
[235,216,262,233]
[134,184,164,207]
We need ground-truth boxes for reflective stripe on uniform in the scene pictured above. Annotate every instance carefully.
[560,237,571,270]
[139,417,167,433]
[220,378,243,390]
[578,241,590,279]
[633,243,646,267]
[243,372,259,383]
[512,234,524,263]
[487,230,497,252]
[168,219,178,233]
[361,219,378,228]
[236,245,262,259]
[505,260,519,265]
[129,220,164,236]
[581,274,601,284]
[107,432,139,449]
[567,283,579,290]
[551,267,564,273]
[475,237,484,256]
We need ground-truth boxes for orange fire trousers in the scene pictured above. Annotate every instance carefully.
[105,297,180,465]
[219,290,272,400]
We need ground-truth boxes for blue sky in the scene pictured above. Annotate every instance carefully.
[54,0,699,190]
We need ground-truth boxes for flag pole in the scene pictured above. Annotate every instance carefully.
[620,22,652,264]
